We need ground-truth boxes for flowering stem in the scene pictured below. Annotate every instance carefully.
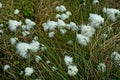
[28,52,31,66]
[104,37,105,50]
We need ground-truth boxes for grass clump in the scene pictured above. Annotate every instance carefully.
[22,0,35,19]
[0,0,120,80]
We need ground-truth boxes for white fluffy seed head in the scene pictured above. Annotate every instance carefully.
[42,20,57,31]
[60,29,67,35]
[56,5,66,12]
[61,13,69,20]
[55,6,60,12]
[8,20,22,32]
[108,14,117,22]
[30,40,40,52]
[17,21,22,26]
[64,55,73,66]
[35,56,42,63]
[59,5,66,12]
[16,42,31,58]
[25,18,36,30]
[21,25,27,30]
[25,67,34,76]
[70,22,78,31]
[103,7,120,16]
[0,30,3,36]
[47,20,57,31]
[33,36,38,41]
[67,65,78,76]
[0,23,4,27]
[42,23,49,32]
[46,60,51,64]
[55,14,61,19]
[103,7,120,22]
[57,19,66,29]
[111,51,120,61]
[111,51,119,60]
[80,25,95,37]
[20,71,24,75]
[10,37,19,45]
[14,9,20,15]
[3,64,10,71]
[76,34,90,46]
[89,13,104,28]
[66,11,72,16]
[0,2,2,8]
[48,32,55,38]
[103,34,108,39]
[93,0,99,4]
[110,51,120,66]
[97,63,106,72]
[67,40,73,45]
[25,19,33,25]
[66,24,71,30]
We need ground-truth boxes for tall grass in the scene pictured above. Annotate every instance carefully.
[0,0,120,80]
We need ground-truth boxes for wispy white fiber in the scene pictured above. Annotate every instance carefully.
[76,34,90,46]
[25,67,34,76]
[67,65,78,76]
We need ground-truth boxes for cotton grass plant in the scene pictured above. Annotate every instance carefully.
[0,0,120,80]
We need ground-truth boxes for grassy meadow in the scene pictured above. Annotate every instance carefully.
[0,0,120,80]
